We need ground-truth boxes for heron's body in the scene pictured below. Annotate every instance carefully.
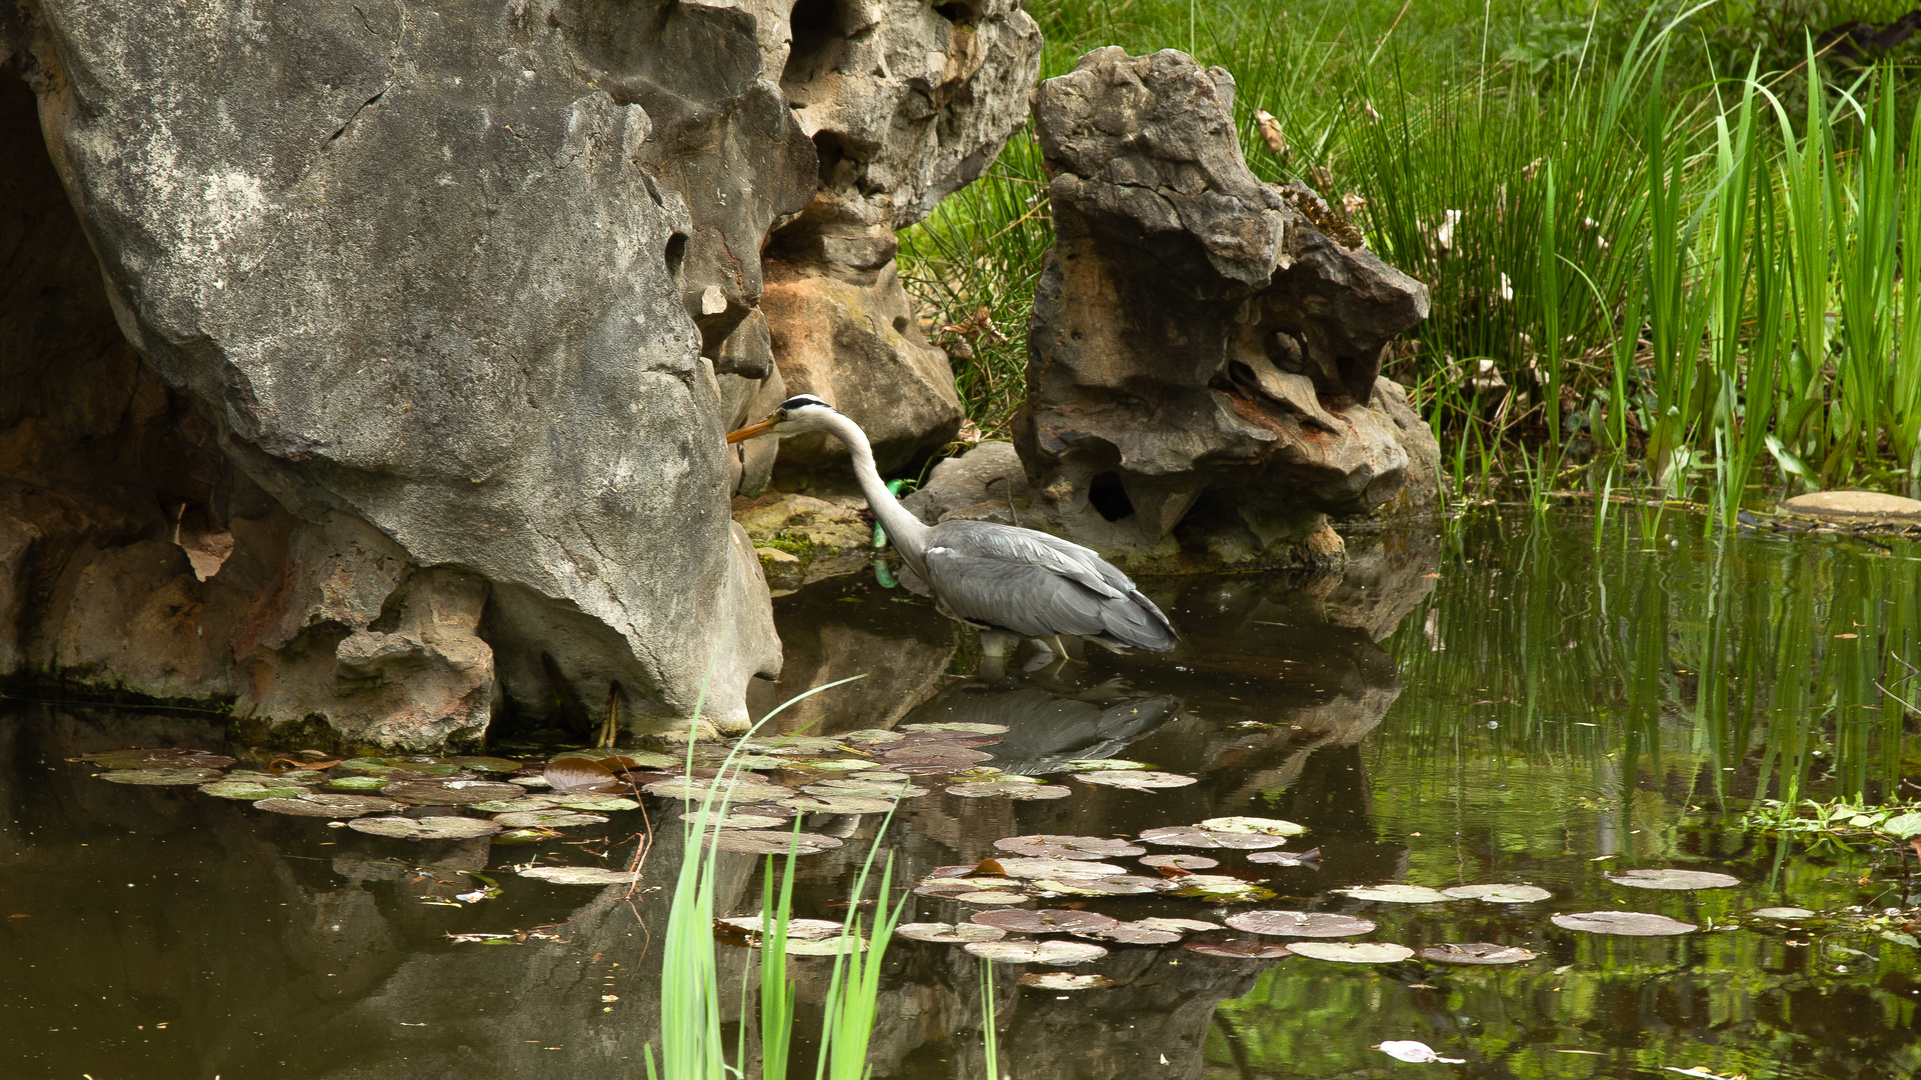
[728,397,1178,655]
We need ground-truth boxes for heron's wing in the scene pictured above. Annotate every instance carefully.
[921,522,1179,650]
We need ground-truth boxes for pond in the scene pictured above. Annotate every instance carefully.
[4,508,1919,1079]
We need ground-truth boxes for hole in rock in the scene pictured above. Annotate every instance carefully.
[664,233,687,282]
[811,130,848,186]
[784,0,842,89]
[1264,329,1306,374]
[1087,472,1135,522]
[892,316,908,335]
[934,2,977,25]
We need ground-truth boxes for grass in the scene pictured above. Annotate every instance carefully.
[644,675,905,1080]
[898,0,1921,509]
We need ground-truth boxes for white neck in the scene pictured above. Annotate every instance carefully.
[818,410,932,571]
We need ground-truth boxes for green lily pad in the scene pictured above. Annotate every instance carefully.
[1551,911,1696,936]
[82,748,236,770]
[945,782,1072,800]
[1088,922,1182,945]
[383,780,530,805]
[1136,826,1284,850]
[471,796,564,813]
[1335,884,1452,904]
[337,757,401,774]
[1226,911,1375,938]
[1169,878,1275,904]
[785,759,878,772]
[518,866,641,886]
[1605,869,1740,891]
[255,793,404,818]
[444,756,528,773]
[491,810,610,828]
[740,736,847,754]
[1443,883,1552,903]
[1881,813,1921,838]
[712,813,787,830]
[898,922,1006,943]
[1138,854,1219,869]
[704,831,844,855]
[1419,942,1539,965]
[348,816,502,840]
[964,940,1108,965]
[643,778,792,802]
[716,916,845,940]
[1287,941,1414,964]
[1017,972,1115,990]
[325,775,392,792]
[1197,816,1306,837]
[1074,770,1195,790]
[777,794,897,814]
[225,769,327,786]
[200,780,306,800]
[97,767,225,785]
[493,828,558,845]
[552,795,641,812]
[993,858,1128,879]
[800,779,925,799]
[1031,877,1161,897]
[782,937,866,956]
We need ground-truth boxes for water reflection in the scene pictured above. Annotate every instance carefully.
[4,515,1920,1078]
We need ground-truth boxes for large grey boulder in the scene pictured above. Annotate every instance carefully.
[6,0,800,737]
[1008,48,1438,571]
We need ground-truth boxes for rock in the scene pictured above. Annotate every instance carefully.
[761,0,1040,482]
[7,0,796,737]
[902,441,1029,524]
[732,492,873,590]
[1004,48,1436,572]
[1782,491,1921,523]
[759,259,963,477]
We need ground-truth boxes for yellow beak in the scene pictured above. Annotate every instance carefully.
[725,417,777,444]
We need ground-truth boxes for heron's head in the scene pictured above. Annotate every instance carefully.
[725,395,838,443]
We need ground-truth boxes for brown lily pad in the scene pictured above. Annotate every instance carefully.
[704,831,844,855]
[994,834,1148,860]
[971,909,1118,935]
[897,922,1006,944]
[347,816,503,840]
[945,782,1072,800]
[83,748,236,770]
[1551,911,1697,936]
[1245,848,1320,867]
[1288,941,1414,964]
[1184,940,1292,959]
[255,793,404,818]
[1442,883,1551,903]
[381,780,527,805]
[1138,853,1219,869]
[1087,922,1182,945]
[964,940,1108,965]
[1136,826,1284,850]
[1604,868,1741,891]
[1017,972,1115,990]
[97,767,226,786]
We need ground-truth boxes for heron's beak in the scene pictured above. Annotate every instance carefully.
[726,417,777,444]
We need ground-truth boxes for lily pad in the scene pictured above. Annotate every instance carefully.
[1053,759,1151,772]
[1551,911,1697,936]
[1226,911,1375,938]
[993,858,1128,879]
[1032,877,1163,898]
[776,794,897,814]
[740,735,847,755]
[788,759,879,772]
[945,782,1072,800]
[1377,1041,1464,1064]
[994,835,1147,860]
[494,828,558,845]
[712,813,787,830]
[1443,883,1551,903]
[325,775,393,792]
[643,778,791,802]
[1183,940,1292,959]
[1139,917,1221,933]
[1752,907,1815,920]
[1017,972,1115,990]
[901,722,1010,735]
[1287,941,1415,964]
[1088,922,1182,945]
[964,940,1108,966]
[1137,826,1284,850]
[716,916,843,940]
[552,795,641,812]
[200,780,306,800]
[518,866,642,886]
[1245,848,1320,867]
[225,769,327,786]
[97,767,225,785]
[704,831,844,855]
[838,729,904,743]
[543,756,624,793]
[1197,816,1306,837]
[445,755,527,773]
[951,891,1032,906]
[1138,853,1219,869]
[885,744,995,766]
[898,922,1006,944]
[971,909,1117,934]
[1605,868,1740,891]
[1169,879,1275,904]
[84,748,236,770]
[472,796,565,813]
[336,756,400,774]
[1335,884,1452,904]
[348,816,503,841]
[491,810,611,828]
[801,779,924,799]
[254,793,404,817]
[1074,770,1196,790]
[382,780,526,805]
[1419,942,1539,965]
[782,937,866,956]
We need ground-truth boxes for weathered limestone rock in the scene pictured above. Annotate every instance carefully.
[1781,490,1921,523]
[4,1,801,737]
[732,492,873,592]
[1004,48,1437,571]
[761,0,1041,481]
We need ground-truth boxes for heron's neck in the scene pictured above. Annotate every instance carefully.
[820,410,931,565]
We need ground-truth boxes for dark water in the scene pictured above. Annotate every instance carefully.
[4,510,1920,1079]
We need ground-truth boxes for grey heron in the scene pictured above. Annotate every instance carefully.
[727,396,1179,664]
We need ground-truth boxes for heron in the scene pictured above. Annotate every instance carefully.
[727,395,1179,667]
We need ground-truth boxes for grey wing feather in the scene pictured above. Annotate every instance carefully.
[921,521,1179,651]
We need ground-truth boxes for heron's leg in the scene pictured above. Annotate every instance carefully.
[978,629,1018,683]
